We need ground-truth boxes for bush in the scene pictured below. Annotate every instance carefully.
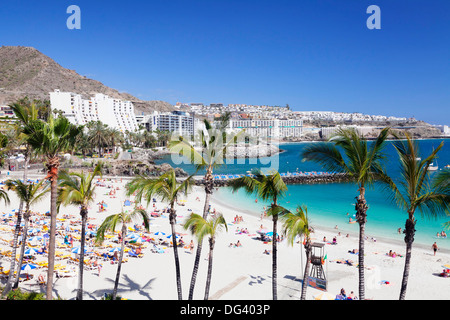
[7,289,45,300]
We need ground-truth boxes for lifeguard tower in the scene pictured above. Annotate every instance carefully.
[307,242,327,291]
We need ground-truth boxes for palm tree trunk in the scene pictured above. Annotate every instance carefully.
[2,209,22,296]
[300,242,312,300]
[204,237,215,300]
[170,205,183,300]
[13,211,31,289]
[45,157,59,300]
[272,209,278,300]
[112,224,126,300]
[399,217,415,300]
[76,207,88,300]
[355,188,368,300]
[2,149,29,296]
[188,170,213,300]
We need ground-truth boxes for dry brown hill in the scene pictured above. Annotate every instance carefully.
[0,46,174,113]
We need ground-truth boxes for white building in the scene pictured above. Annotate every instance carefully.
[142,111,198,137]
[228,119,303,138]
[49,90,139,133]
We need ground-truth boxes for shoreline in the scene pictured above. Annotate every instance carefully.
[210,187,450,255]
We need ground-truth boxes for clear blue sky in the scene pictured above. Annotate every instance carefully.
[1,0,449,124]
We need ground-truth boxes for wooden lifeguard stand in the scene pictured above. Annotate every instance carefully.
[308,242,327,291]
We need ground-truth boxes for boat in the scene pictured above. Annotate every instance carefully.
[427,146,439,171]
[444,164,450,169]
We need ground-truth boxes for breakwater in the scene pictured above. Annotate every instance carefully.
[193,172,352,187]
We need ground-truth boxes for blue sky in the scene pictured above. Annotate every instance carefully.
[1,0,449,124]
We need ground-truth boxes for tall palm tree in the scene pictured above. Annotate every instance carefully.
[3,101,39,294]
[229,169,288,300]
[23,113,81,300]
[183,213,228,300]
[3,179,49,290]
[57,163,103,300]
[300,127,390,300]
[169,112,242,299]
[281,205,313,300]
[380,135,450,299]
[95,207,150,300]
[126,169,194,300]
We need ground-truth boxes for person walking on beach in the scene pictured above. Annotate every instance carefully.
[189,240,194,254]
[432,242,438,256]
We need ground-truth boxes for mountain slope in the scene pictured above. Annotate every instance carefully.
[0,46,174,113]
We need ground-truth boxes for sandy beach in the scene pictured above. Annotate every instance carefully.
[1,171,449,300]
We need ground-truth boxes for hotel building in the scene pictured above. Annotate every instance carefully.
[137,111,199,137]
[49,90,139,133]
[228,119,303,138]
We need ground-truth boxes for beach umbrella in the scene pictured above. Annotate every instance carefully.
[27,236,44,246]
[24,247,39,255]
[129,237,143,244]
[314,292,335,300]
[21,263,39,272]
[109,247,121,253]
[28,228,42,235]
[166,234,179,239]
[266,232,279,237]
[71,246,88,254]
[154,231,166,236]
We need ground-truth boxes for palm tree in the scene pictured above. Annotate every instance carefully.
[3,179,49,290]
[126,169,194,300]
[87,121,109,157]
[300,127,390,300]
[169,112,242,299]
[95,207,150,300]
[183,213,228,300]
[57,163,103,300]
[23,113,81,300]
[229,169,288,300]
[380,135,450,299]
[281,205,313,300]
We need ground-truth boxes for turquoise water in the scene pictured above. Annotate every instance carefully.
[157,139,450,249]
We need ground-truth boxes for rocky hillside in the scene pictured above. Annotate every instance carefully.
[0,46,174,113]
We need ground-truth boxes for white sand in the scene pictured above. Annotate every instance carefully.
[1,171,449,300]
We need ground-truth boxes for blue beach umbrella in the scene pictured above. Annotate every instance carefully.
[109,247,121,253]
[154,231,166,236]
[21,263,39,272]
[24,247,38,255]
[27,236,43,244]
[28,228,41,234]
[71,246,88,254]
[266,232,279,238]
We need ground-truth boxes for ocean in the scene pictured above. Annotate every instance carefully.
[156,138,450,250]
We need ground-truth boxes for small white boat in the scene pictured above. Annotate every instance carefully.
[428,163,439,171]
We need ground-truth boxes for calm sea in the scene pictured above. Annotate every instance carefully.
[157,138,450,249]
